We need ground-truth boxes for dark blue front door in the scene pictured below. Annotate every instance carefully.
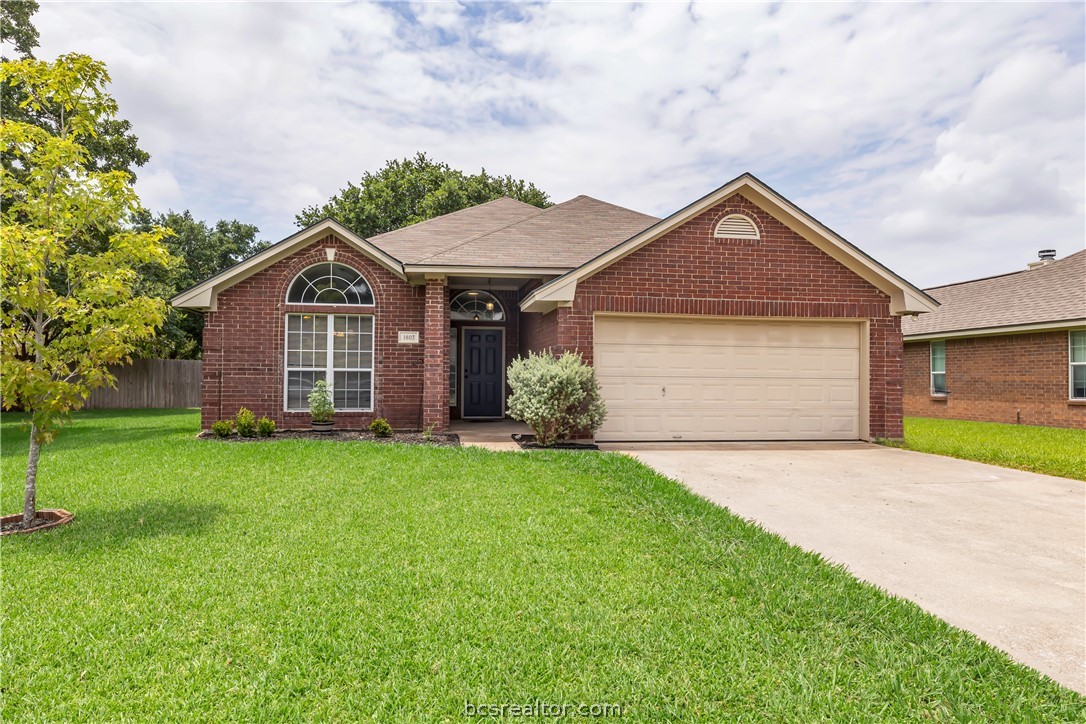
[463,328,503,418]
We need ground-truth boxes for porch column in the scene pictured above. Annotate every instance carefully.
[422,276,450,431]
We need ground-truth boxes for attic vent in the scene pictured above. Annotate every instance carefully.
[714,214,760,240]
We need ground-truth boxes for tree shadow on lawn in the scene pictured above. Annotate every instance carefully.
[3,500,227,554]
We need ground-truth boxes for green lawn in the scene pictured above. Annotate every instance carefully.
[2,411,1081,721]
[889,417,1086,481]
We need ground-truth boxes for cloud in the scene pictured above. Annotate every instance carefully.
[30,1,1085,286]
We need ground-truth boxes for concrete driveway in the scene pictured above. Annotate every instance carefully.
[612,443,1086,693]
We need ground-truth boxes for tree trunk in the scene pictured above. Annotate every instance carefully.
[23,422,40,524]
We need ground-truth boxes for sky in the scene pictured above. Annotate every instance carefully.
[25,1,1086,287]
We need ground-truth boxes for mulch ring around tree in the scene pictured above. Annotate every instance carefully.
[197,430,461,447]
[1,509,74,536]
[511,434,599,451]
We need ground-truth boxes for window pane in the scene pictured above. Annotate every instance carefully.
[930,342,946,374]
[288,263,374,305]
[286,370,325,410]
[334,371,371,409]
[1071,331,1086,364]
[932,372,946,395]
[1073,366,1086,399]
[449,328,457,406]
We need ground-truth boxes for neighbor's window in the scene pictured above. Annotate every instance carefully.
[930,341,947,395]
[287,262,374,305]
[1071,330,1086,400]
[285,313,373,411]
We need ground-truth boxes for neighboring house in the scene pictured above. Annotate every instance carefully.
[172,173,936,442]
[901,250,1086,429]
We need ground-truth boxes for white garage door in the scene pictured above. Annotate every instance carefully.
[594,316,861,442]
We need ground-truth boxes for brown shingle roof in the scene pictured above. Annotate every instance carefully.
[415,195,659,268]
[366,197,542,264]
[901,250,1086,337]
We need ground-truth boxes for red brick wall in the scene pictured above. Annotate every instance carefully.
[201,234,425,431]
[548,192,905,439]
[519,308,557,357]
[904,332,1086,428]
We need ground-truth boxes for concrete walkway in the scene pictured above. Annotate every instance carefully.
[450,419,530,451]
[617,443,1086,693]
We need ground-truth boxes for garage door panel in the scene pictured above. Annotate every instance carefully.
[595,316,861,441]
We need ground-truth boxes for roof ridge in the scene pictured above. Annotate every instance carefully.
[413,202,553,263]
[414,195,660,264]
[368,196,534,243]
[924,248,1086,291]
[562,194,659,220]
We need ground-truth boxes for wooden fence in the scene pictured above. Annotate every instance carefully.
[84,359,202,409]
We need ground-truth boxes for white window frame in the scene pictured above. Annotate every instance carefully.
[285,262,375,306]
[1070,330,1086,400]
[930,340,947,396]
[284,313,374,412]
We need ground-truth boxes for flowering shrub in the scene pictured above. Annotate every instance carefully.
[507,351,606,446]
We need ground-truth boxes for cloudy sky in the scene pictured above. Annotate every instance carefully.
[28,1,1086,287]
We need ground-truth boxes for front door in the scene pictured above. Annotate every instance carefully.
[462,328,504,418]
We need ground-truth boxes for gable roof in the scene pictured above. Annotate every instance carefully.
[901,249,1086,339]
[171,219,405,311]
[410,195,659,268]
[367,197,542,264]
[520,173,939,316]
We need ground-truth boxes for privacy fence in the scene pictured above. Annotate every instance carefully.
[84,359,201,409]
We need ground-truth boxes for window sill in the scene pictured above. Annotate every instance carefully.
[929,394,948,402]
[1068,400,1086,407]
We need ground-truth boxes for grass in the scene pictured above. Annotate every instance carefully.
[2,410,1082,721]
[887,417,1086,481]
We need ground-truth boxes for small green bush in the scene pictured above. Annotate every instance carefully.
[210,419,234,438]
[308,379,334,423]
[507,351,606,446]
[369,418,393,438]
[256,416,276,438]
[422,422,437,443]
[235,407,257,437]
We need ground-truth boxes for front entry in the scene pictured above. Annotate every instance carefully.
[462,328,504,418]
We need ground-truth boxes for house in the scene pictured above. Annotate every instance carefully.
[901,250,1086,429]
[172,173,936,442]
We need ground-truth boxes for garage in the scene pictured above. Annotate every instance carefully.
[593,315,862,442]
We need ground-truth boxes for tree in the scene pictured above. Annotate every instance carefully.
[132,210,266,358]
[1,0,40,58]
[0,53,173,525]
[295,152,552,236]
[1,0,149,185]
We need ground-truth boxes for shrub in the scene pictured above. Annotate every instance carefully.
[308,379,334,422]
[423,422,437,443]
[507,351,606,447]
[369,418,393,438]
[210,419,234,438]
[235,407,257,437]
[256,416,276,438]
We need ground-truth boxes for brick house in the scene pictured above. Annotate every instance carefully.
[173,173,936,441]
[902,250,1086,429]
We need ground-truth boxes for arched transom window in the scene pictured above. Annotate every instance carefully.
[713,214,760,241]
[287,263,374,305]
[450,290,504,321]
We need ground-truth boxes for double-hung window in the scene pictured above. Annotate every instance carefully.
[930,341,947,395]
[284,263,375,412]
[1071,331,1086,400]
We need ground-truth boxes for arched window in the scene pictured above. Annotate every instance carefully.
[287,263,374,305]
[713,214,760,241]
[450,290,504,321]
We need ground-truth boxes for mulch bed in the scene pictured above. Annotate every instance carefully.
[511,434,599,450]
[1,509,74,536]
[198,430,461,447]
